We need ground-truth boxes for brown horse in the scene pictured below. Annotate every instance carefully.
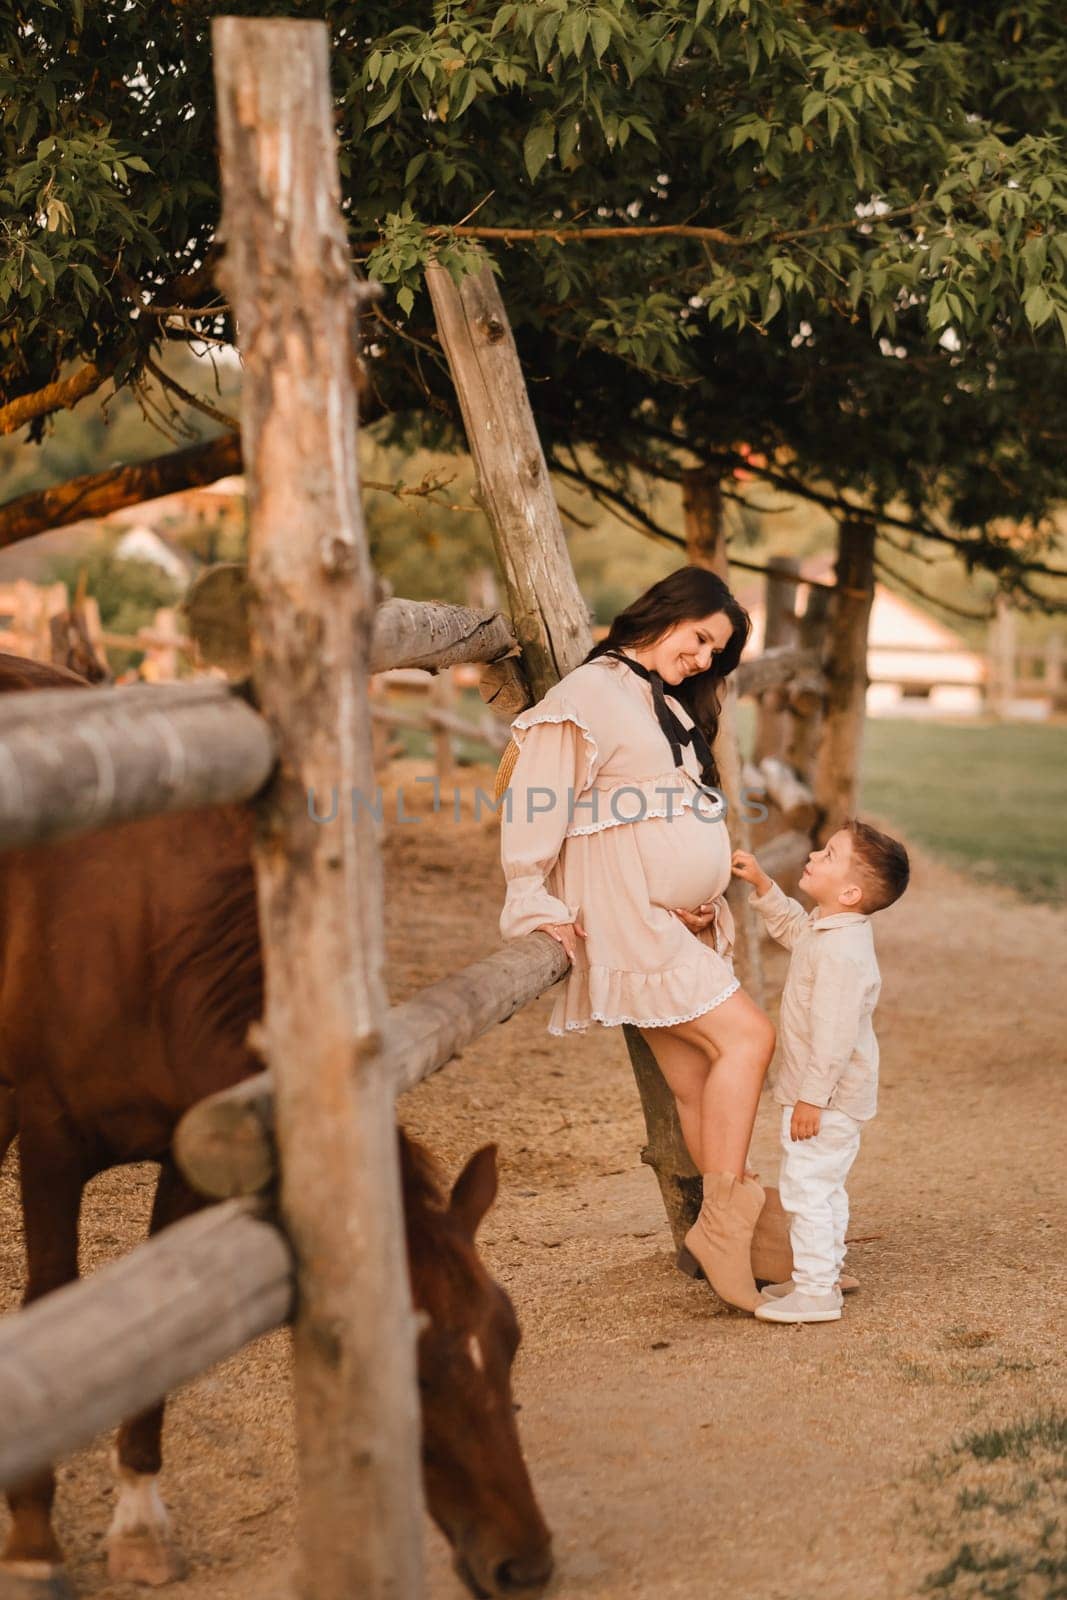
[0,654,552,1600]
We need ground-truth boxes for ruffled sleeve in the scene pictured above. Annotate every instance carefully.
[498,703,602,941]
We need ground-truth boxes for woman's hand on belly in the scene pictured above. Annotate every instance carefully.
[670,901,718,935]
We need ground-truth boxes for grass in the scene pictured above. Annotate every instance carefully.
[918,1411,1067,1599]
[858,719,1066,903]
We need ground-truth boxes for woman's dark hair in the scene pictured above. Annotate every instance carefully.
[581,565,751,788]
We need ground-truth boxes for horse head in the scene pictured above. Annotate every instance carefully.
[402,1136,554,1598]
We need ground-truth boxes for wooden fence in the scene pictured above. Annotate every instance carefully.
[0,17,867,1600]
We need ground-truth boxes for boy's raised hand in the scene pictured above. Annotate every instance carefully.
[731,850,772,895]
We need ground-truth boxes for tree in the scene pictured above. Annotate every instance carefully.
[1,1,1064,600]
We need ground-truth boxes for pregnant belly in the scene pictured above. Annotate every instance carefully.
[633,808,732,910]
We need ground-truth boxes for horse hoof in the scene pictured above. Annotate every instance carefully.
[0,1561,76,1600]
[106,1535,186,1587]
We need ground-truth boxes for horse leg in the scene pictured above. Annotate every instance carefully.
[105,1162,202,1587]
[1,1117,85,1600]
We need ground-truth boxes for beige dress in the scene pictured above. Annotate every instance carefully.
[499,652,740,1035]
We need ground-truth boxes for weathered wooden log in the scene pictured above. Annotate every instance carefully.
[785,585,832,781]
[811,521,876,842]
[214,17,424,1597]
[369,701,509,751]
[753,558,801,763]
[477,654,533,717]
[741,760,767,800]
[426,260,592,698]
[757,828,815,896]
[682,464,764,1007]
[175,935,570,1200]
[0,681,275,852]
[374,598,516,674]
[757,757,817,832]
[735,645,820,699]
[0,1201,292,1490]
[186,561,519,680]
[624,1023,701,1250]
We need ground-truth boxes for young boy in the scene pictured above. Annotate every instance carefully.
[731,820,910,1325]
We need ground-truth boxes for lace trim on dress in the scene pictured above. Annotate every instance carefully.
[564,784,726,837]
[548,976,740,1034]
[509,707,600,796]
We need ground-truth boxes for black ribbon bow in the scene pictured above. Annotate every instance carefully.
[604,649,717,779]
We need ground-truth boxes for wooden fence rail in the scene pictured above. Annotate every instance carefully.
[0,1200,292,1488]
[0,680,275,851]
[175,935,571,1199]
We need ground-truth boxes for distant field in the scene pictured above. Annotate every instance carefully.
[858,718,1066,903]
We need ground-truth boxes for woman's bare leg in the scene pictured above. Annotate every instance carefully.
[641,987,774,1179]
[634,1028,715,1169]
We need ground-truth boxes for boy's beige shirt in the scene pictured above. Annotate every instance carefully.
[749,880,882,1122]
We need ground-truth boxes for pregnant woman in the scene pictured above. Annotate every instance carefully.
[499,566,776,1312]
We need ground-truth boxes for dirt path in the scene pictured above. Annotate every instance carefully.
[1,759,1063,1599]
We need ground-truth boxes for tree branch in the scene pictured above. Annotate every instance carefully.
[353,204,926,255]
[144,351,240,431]
[0,433,243,549]
[0,361,113,436]
[872,552,993,623]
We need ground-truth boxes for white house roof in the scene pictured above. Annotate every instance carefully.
[739,553,984,686]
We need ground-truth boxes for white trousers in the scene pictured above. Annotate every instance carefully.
[778,1106,863,1294]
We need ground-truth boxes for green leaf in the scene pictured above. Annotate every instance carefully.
[404,152,428,187]
[396,284,415,316]
[365,85,401,129]
[523,118,555,181]
[801,91,825,127]
[1023,284,1053,327]
[590,17,611,61]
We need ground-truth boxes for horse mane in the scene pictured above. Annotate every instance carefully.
[0,653,90,693]
[399,1128,448,1212]
[149,840,265,1074]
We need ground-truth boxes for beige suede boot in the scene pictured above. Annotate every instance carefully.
[677,1172,765,1312]
[750,1184,794,1286]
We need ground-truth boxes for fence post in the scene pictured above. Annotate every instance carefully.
[986,593,1016,719]
[1045,632,1064,712]
[681,465,764,1009]
[753,556,800,764]
[425,259,592,696]
[811,520,876,843]
[213,19,424,1600]
[785,583,830,783]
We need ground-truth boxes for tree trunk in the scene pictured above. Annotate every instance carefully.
[811,520,876,843]
[214,18,424,1599]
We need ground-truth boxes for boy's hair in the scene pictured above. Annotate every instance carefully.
[842,818,910,912]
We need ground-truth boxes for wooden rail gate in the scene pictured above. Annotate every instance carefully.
[0,16,862,1599]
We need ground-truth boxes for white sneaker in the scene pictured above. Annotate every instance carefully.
[759,1276,858,1300]
[754,1286,843,1324]
[758,1279,795,1301]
